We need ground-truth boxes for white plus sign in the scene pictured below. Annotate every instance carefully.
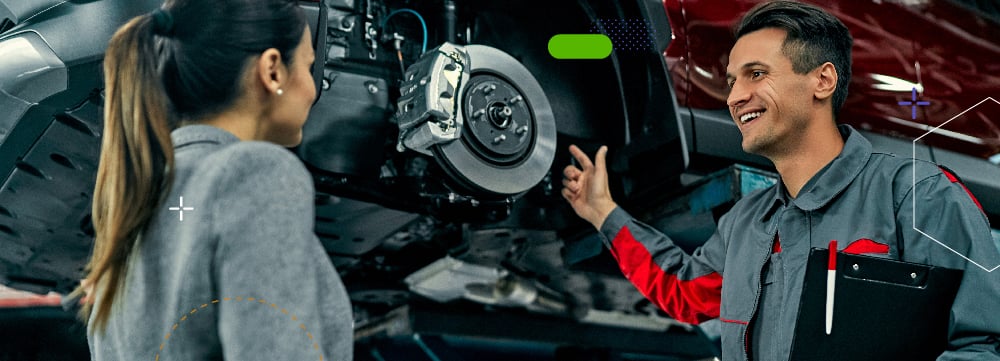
[168,196,195,221]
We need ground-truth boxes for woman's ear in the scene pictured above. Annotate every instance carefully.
[255,48,286,96]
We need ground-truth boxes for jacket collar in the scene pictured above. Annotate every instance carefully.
[761,124,872,221]
[171,125,241,150]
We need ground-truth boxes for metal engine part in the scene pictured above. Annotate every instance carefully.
[464,274,572,316]
[298,70,392,177]
[404,256,507,303]
[395,42,470,155]
[396,43,557,197]
[404,257,574,317]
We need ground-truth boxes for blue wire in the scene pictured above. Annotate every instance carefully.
[379,8,428,54]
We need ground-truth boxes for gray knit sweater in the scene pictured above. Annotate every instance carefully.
[88,125,352,360]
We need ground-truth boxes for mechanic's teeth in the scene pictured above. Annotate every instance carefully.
[740,112,762,123]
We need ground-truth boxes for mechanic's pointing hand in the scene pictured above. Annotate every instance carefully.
[562,145,618,230]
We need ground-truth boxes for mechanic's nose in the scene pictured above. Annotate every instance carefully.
[727,83,750,109]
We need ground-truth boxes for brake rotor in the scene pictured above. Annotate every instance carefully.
[432,45,556,197]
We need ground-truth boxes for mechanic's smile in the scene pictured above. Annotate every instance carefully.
[740,110,763,123]
[734,107,767,135]
[737,108,766,126]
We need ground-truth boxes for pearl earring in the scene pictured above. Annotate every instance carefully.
[276,89,284,96]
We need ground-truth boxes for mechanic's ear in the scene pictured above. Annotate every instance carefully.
[256,48,286,96]
[813,62,837,101]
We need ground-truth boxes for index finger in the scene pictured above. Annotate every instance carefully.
[568,145,594,171]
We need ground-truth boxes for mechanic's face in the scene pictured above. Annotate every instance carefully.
[265,27,316,147]
[726,28,813,157]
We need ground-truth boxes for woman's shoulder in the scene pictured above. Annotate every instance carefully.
[211,140,303,166]
[194,141,312,193]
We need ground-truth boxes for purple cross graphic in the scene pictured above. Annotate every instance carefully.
[898,87,930,119]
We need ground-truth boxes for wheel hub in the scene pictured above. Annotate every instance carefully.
[463,74,533,165]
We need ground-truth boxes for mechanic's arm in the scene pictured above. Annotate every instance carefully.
[562,145,726,324]
[211,144,353,361]
[897,171,1000,360]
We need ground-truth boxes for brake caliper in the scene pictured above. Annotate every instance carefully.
[395,42,470,155]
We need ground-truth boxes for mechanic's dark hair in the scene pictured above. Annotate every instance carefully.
[78,0,306,333]
[734,1,853,118]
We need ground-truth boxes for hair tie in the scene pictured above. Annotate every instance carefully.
[151,8,175,36]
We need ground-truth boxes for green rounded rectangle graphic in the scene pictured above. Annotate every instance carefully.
[548,34,612,59]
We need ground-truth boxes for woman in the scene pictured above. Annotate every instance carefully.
[76,0,352,359]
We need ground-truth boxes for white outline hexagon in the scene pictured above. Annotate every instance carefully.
[911,97,1000,272]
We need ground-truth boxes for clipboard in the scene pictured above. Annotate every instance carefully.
[789,248,963,360]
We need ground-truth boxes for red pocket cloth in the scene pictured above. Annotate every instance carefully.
[842,238,890,255]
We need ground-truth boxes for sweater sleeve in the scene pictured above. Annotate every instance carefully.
[599,206,727,324]
[207,142,353,361]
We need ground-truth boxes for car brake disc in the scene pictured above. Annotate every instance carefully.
[432,45,556,197]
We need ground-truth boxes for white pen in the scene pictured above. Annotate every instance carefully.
[826,240,837,335]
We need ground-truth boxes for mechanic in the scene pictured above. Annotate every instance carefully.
[562,1,1000,360]
[75,0,352,360]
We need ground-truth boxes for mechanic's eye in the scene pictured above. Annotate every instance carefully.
[751,70,765,79]
[727,80,735,89]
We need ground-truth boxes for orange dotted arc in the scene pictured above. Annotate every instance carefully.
[154,296,324,361]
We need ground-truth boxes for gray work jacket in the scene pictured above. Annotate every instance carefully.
[601,125,1000,360]
[89,125,353,360]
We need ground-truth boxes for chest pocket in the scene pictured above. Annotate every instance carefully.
[842,238,894,259]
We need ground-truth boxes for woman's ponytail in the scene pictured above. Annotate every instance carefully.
[78,10,176,333]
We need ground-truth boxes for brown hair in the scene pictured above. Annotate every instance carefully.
[76,0,306,333]
[77,13,175,333]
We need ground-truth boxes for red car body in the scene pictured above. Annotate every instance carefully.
[664,0,1000,161]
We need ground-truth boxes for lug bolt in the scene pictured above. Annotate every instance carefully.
[509,95,522,104]
[493,135,506,144]
[473,109,486,118]
[516,126,528,135]
[484,84,496,94]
